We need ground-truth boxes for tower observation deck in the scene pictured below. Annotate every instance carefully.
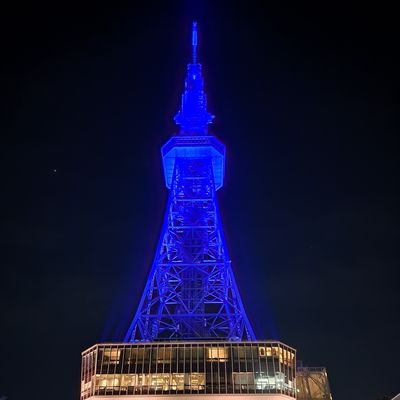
[79,22,329,400]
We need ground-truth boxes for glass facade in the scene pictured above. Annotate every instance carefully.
[81,341,296,398]
[296,367,332,400]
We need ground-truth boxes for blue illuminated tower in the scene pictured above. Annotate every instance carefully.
[124,22,255,342]
[80,23,302,400]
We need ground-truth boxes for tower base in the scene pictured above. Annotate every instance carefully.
[81,341,296,399]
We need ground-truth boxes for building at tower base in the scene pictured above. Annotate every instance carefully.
[81,341,296,399]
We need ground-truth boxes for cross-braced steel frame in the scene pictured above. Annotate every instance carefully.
[124,22,255,343]
[125,156,255,342]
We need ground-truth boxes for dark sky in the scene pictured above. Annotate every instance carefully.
[2,1,399,400]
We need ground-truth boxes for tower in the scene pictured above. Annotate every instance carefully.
[124,21,255,344]
[80,22,298,399]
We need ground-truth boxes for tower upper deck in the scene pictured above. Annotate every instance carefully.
[162,22,225,190]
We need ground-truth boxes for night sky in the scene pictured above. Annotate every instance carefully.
[2,2,399,400]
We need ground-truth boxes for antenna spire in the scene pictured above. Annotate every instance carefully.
[174,21,214,134]
[192,21,198,63]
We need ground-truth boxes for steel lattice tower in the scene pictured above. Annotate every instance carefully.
[124,22,255,343]
[79,23,332,400]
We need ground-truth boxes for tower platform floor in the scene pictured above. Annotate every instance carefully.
[81,341,296,399]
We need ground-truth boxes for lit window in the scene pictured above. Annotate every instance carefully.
[190,373,205,389]
[137,374,150,387]
[121,374,136,386]
[171,373,185,390]
[103,348,121,365]
[95,374,120,388]
[233,372,254,386]
[150,373,171,390]
[207,347,228,361]
[110,349,120,361]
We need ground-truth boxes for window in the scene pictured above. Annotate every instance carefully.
[95,374,120,388]
[121,374,136,386]
[207,347,228,361]
[150,374,171,390]
[156,347,172,363]
[190,373,205,389]
[171,373,185,390]
[102,348,121,365]
[233,372,254,386]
